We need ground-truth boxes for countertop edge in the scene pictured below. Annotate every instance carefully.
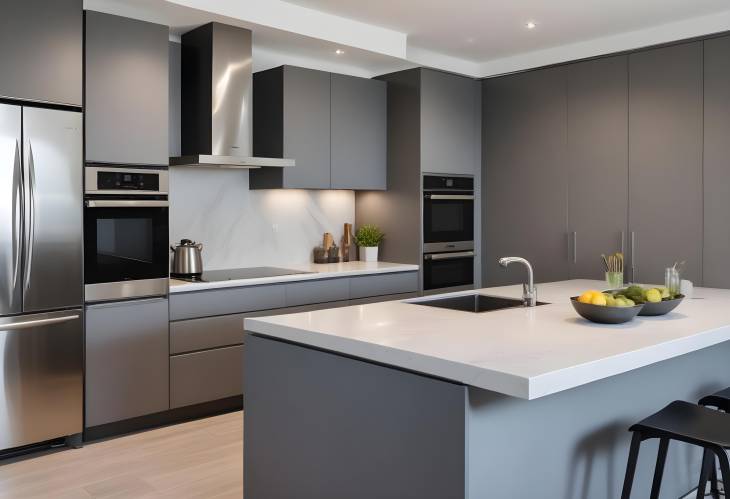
[169,263,419,293]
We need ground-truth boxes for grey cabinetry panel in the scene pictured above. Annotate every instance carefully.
[482,67,569,286]
[349,272,418,299]
[170,314,245,354]
[170,345,243,408]
[169,283,285,320]
[628,42,703,284]
[330,74,387,189]
[567,56,629,279]
[703,36,730,288]
[285,278,350,307]
[85,11,169,165]
[85,298,169,427]
[421,69,480,176]
[251,66,331,189]
[0,0,82,106]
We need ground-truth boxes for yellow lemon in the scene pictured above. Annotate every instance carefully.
[591,293,607,306]
[578,291,595,304]
[646,288,662,303]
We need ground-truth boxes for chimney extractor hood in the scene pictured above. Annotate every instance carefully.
[170,23,294,169]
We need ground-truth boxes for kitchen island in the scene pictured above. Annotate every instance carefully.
[244,280,730,498]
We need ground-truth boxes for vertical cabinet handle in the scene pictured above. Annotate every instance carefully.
[620,231,625,255]
[572,231,577,264]
[630,232,636,283]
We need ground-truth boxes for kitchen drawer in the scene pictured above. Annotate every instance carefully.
[349,272,418,299]
[285,278,349,307]
[170,314,246,354]
[170,345,244,408]
[169,284,286,320]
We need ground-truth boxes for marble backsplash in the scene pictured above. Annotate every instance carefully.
[169,168,355,270]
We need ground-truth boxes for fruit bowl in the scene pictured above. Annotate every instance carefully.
[570,297,644,324]
[638,294,684,316]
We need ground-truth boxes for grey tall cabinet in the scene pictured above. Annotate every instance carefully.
[85,11,169,165]
[628,42,703,285]
[482,67,568,286]
[0,0,82,106]
[703,35,730,288]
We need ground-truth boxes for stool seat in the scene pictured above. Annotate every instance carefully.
[699,387,730,412]
[622,400,730,499]
[632,400,730,448]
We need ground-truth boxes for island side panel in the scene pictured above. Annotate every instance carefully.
[467,340,730,499]
[244,334,467,499]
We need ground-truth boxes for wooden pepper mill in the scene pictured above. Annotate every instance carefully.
[342,223,355,262]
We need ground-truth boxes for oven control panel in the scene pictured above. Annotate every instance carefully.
[85,167,169,195]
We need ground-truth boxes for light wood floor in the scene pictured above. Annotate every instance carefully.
[0,411,243,499]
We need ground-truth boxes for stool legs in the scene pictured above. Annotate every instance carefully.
[650,438,669,499]
[621,432,642,499]
[697,449,715,499]
[709,464,720,499]
[715,448,730,499]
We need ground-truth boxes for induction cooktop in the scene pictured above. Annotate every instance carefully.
[172,267,312,283]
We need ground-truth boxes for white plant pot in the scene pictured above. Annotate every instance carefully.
[359,246,379,262]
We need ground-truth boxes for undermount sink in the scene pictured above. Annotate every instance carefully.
[412,293,547,313]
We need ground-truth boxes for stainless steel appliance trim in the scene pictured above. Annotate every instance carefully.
[85,200,169,208]
[424,251,475,261]
[85,296,167,310]
[0,312,80,331]
[423,241,474,253]
[84,166,169,195]
[23,140,36,292]
[85,278,169,303]
[424,194,475,200]
[169,155,293,168]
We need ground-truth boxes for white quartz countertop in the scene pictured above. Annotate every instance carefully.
[245,279,730,400]
[169,261,419,293]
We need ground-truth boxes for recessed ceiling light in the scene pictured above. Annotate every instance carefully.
[525,21,537,30]
[335,49,345,55]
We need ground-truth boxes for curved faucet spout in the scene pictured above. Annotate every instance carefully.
[498,257,537,306]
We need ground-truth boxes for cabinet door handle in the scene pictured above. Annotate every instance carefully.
[630,232,636,283]
[572,231,577,264]
[620,231,625,255]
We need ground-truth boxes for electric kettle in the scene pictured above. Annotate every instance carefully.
[170,239,204,276]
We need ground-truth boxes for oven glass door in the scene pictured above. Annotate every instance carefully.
[84,205,169,284]
[423,194,474,244]
[423,253,474,290]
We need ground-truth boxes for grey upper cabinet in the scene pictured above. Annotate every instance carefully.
[628,42,703,285]
[0,0,82,106]
[252,66,331,189]
[85,298,169,427]
[482,67,569,286]
[85,11,169,165]
[421,69,480,176]
[703,36,730,289]
[567,55,629,279]
[330,73,387,190]
[252,65,387,190]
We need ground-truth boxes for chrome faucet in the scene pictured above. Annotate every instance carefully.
[498,257,537,307]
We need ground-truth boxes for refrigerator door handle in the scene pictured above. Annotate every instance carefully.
[0,313,80,331]
[23,140,36,292]
[12,139,22,292]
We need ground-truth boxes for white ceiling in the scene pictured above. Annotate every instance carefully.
[86,0,730,78]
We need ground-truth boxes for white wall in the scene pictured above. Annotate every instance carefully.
[169,168,355,270]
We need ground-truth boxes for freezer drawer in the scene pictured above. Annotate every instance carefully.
[0,310,83,450]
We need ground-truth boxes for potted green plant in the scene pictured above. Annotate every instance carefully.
[354,224,384,262]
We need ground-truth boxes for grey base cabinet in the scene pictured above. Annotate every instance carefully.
[85,298,169,427]
[0,0,82,106]
[171,345,244,409]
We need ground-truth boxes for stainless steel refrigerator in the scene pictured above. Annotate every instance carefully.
[0,103,83,450]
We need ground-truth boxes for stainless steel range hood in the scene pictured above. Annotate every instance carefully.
[170,23,294,169]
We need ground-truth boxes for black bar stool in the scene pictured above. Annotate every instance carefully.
[699,387,730,495]
[621,400,730,499]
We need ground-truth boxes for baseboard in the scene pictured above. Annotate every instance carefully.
[83,396,243,442]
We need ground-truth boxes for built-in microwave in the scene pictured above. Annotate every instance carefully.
[83,167,169,302]
[422,174,475,290]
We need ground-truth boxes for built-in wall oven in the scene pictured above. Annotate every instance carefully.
[422,175,474,291]
[84,166,169,302]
